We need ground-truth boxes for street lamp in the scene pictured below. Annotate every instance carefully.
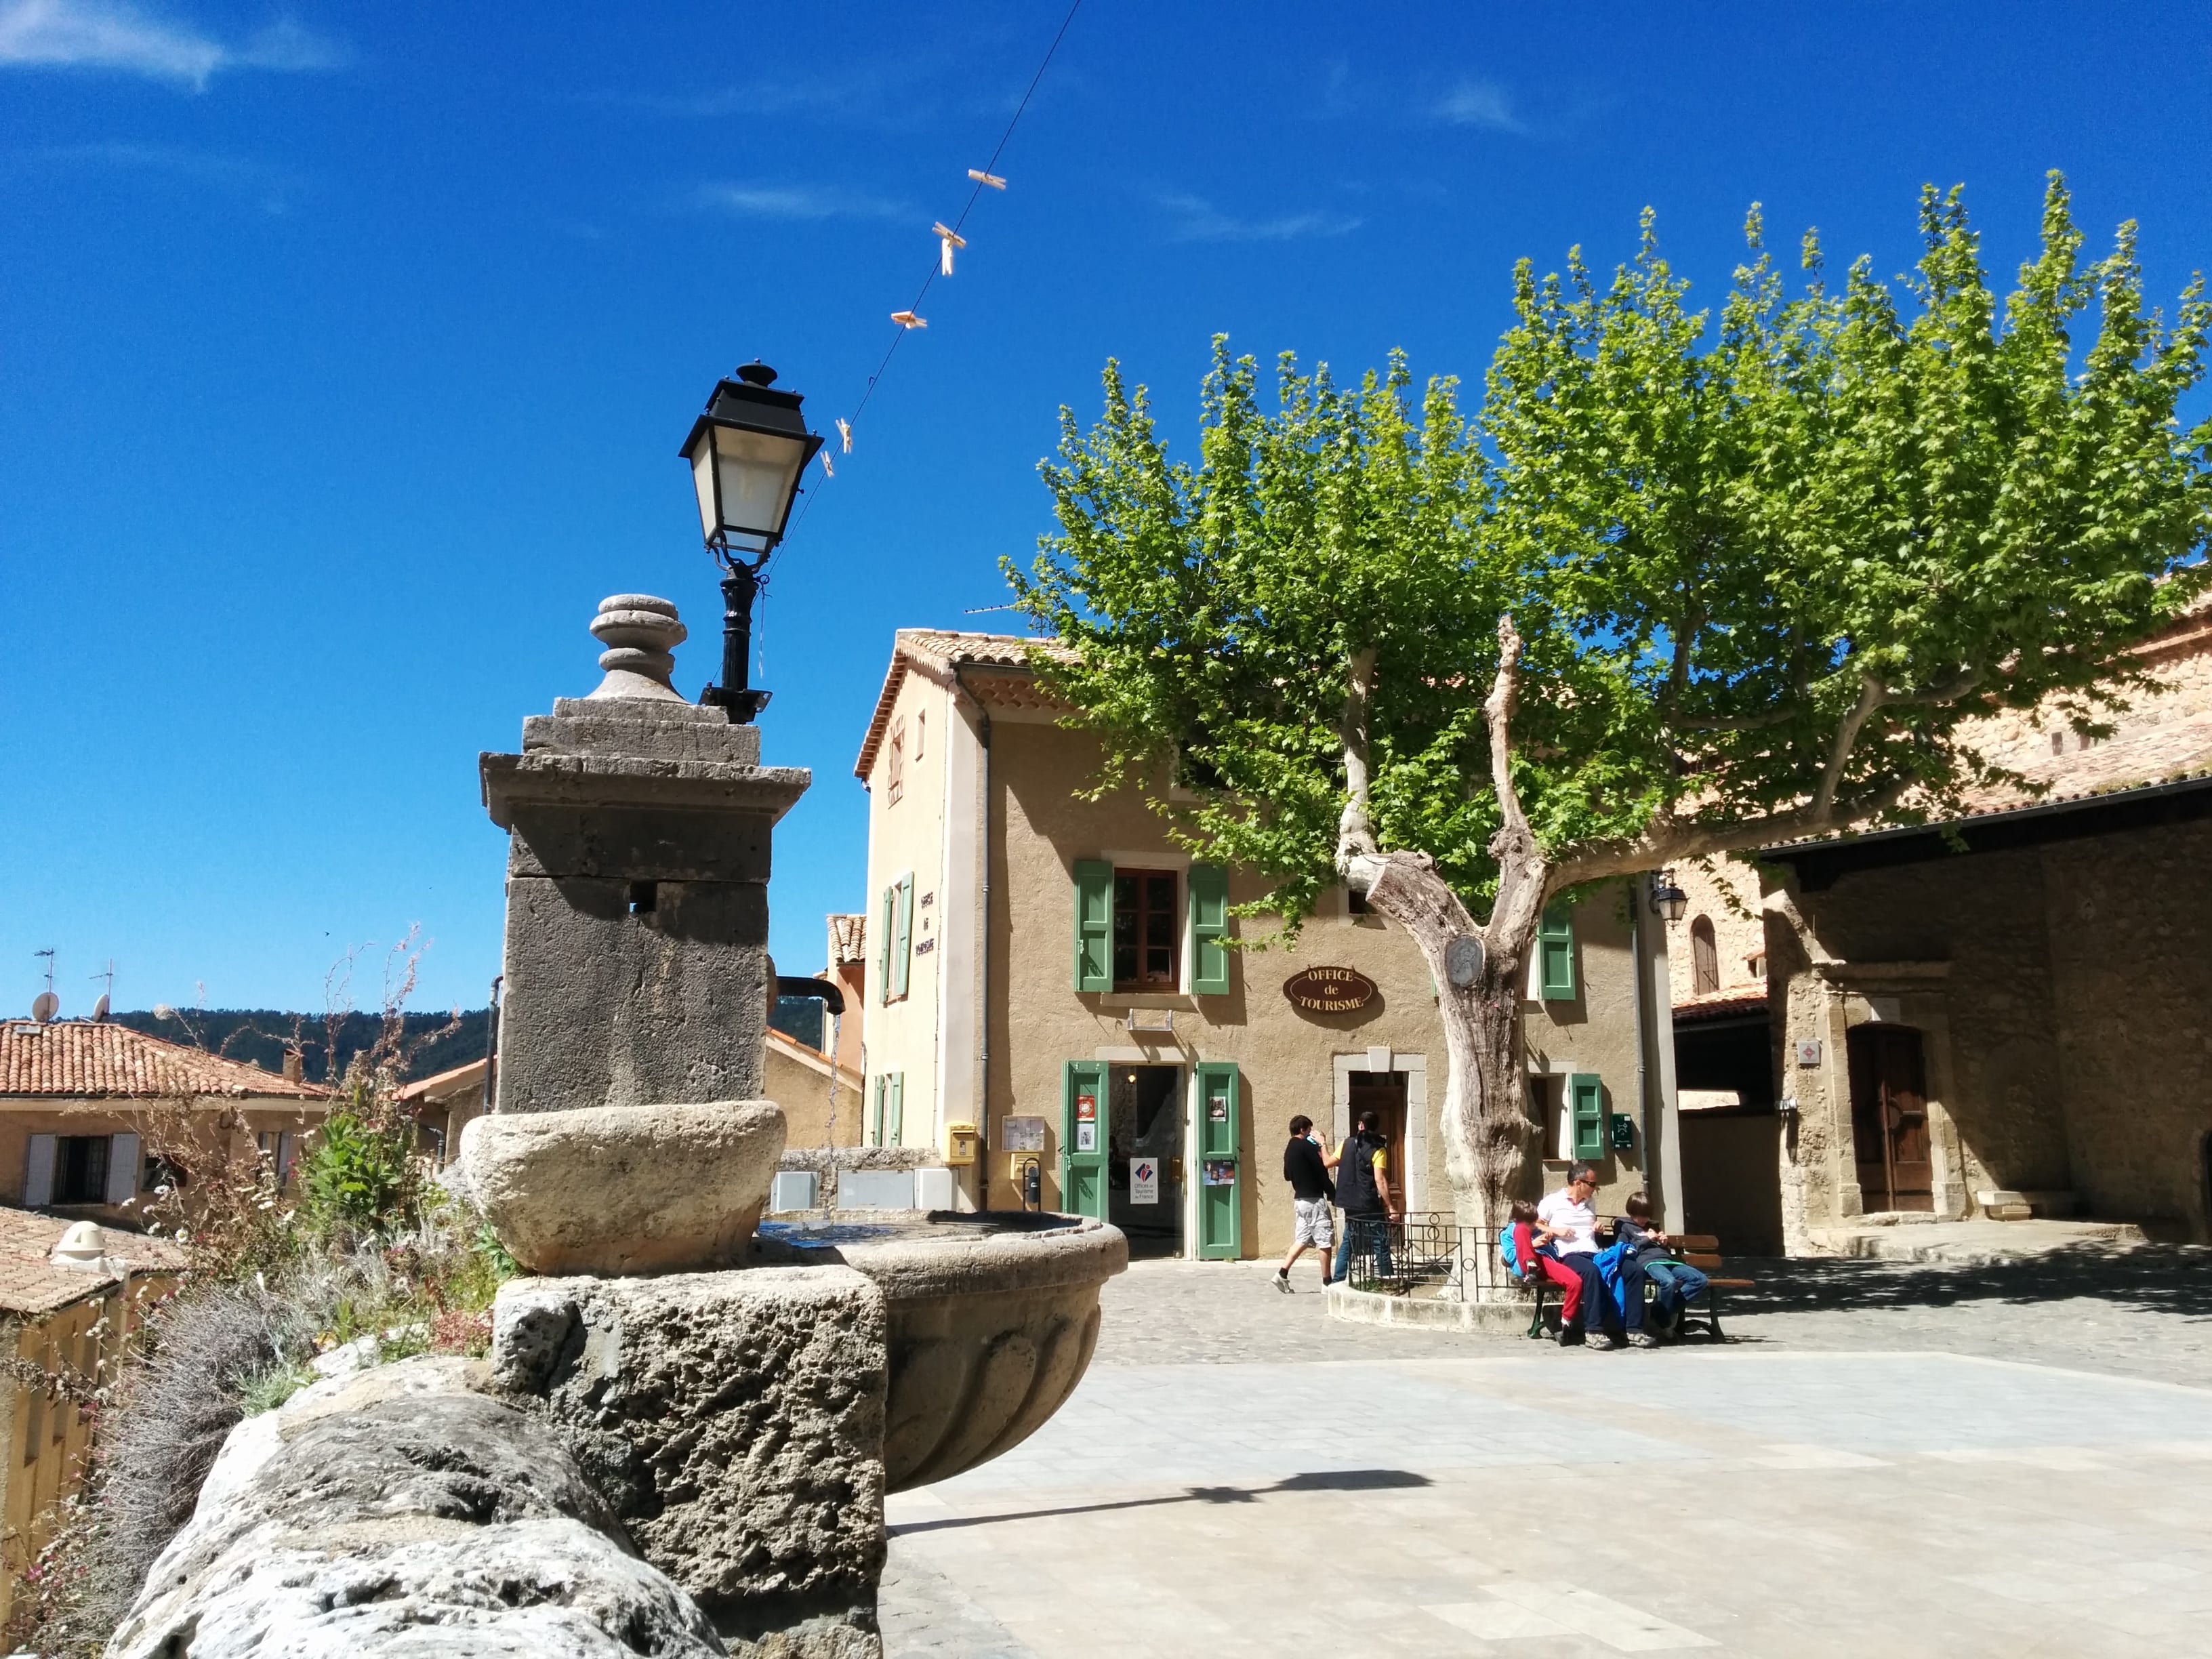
[680,361,824,722]
[1649,869,1689,923]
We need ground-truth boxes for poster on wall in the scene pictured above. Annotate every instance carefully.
[1077,1122,1097,1151]
[1202,1160,1237,1186]
[1130,1158,1159,1204]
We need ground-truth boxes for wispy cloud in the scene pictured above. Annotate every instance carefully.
[38,140,304,210]
[694,182,910,224]
[1158,192,1361,245]
[0,1,347,89]
[623,62,942,127]
[1433,77,1521,132]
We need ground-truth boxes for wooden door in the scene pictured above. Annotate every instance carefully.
[1346,1070,1410,1208]
[1846,1025,1933,1212]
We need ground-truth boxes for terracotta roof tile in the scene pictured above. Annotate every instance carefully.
[827,914,867,965]
[0,1022,329,1100]
[0,1206,184,1317]
[1672,988,1773,1021]
[855,629,1076,781]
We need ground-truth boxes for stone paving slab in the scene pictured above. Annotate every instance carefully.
[883,1254,2212,1657]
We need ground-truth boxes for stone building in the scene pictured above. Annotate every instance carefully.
[0,1019,328,1222]
[0,1208,179,1620]
[1665,600,2212,1250]
[853,630,1682,1258]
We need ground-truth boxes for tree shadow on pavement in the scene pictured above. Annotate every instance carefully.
[890,1469,1431,1536]
[1729,1243,2212,1321]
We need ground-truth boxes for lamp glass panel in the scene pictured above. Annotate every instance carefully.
[712,425,806,543]
[689,440,718,543]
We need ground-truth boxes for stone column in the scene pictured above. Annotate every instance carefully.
[480,594,811,1113]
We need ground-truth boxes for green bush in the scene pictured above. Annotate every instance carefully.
[297,1109,422,1240]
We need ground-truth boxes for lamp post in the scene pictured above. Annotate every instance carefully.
[680,361,824,722]
[1649,869,1689,923]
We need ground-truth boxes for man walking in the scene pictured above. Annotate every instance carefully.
[1536,1162,1622,1348]
[1275,1115,1334,1292]
[1330,1109,1398,1283]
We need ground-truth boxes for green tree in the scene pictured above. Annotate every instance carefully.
[1011,176,2211,1240]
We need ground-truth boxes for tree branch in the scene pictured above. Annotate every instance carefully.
[1481,615,1549,954]
[1547,775,1918,890]
[1816,670,1886,817]
[1335,645,1380,863]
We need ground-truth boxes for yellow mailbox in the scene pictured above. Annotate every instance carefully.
[945,1122,979,1166]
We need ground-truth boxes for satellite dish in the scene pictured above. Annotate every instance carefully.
[30,991,58,1023]
[91,993,110,1023]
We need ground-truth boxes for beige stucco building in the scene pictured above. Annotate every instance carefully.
[0,1019,328,1225]
[853,630,1682,1259]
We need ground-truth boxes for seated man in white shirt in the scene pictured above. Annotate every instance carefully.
[1534,1161,1623,1349]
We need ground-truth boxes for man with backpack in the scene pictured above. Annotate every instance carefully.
[1330,1109,1398,1284]
[1274,1115,1335,1292]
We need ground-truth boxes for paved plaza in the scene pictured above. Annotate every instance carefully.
[883,1248,2212,1657]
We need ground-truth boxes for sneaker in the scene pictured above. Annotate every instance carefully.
[1595,1332,1627,1350]
[1273,1269,1292,1294]
[1554,1324,1581,1346]
[1629,1331,1662,1349]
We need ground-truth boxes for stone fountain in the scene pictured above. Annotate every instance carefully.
[106,597,1123,1659]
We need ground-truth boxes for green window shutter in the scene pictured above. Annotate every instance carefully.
[1060,1060,1110,1219]
[1537,901,1578,1000]
[1570,1073,1605,1160]
[877,885,897,1006]
[887,1072,904,1146]
[869,1075,884,1146]
[1072,859,1113,992]
[893,872,914,998]
[1189,864,1230,994]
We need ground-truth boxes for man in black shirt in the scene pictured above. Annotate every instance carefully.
[1275,1114,1336,1292]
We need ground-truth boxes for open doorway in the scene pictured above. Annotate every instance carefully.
[1109,1064,1185,1257]
[1346,1069,1410,1204]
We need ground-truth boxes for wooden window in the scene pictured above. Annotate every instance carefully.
[869,1073,905,1147]
[886,720,906,806]
[1536,903,1578,1000]
[1346,884,1370,915]
[1112,869,1179,990]
[1690,916,1720,994]
[53,1136,110,1206]
[893,873,914,998]
[1189,865,1229,994]
[916,710,926,762]
[877,884,897,1004]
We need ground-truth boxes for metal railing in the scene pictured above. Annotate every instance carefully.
[1340,1210,1511,1303]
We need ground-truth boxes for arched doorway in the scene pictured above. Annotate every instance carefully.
[1847,1024,1933,1212]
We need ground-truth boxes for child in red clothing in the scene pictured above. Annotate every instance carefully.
[1509,1199,1587,1322]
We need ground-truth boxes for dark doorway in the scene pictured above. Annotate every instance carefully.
[1109,1065,1184,1256]
[1347,1070,1410,1206]
[1847,1025,1934,1212]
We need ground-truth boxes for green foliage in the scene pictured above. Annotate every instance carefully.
[297,1107,422,1241]
[237,1361,316,1416]
[1012,176,2211,922]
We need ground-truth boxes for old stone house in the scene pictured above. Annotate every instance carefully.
[0,1208,179,1620]
[1666,600,2212,1249]
[0,1019,329,1224]
[853,629,1683,1260]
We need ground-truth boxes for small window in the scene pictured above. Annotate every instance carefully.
[1690,916,1720,994]
[916,710,926,762]
[53,1136,110,1206]
[1112,869,1179,990]
[886,720,906,806]
[1347,884,1370,915]
[2050,731,2065,755]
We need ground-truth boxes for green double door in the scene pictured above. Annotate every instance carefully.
[1061,1059,1242,1258]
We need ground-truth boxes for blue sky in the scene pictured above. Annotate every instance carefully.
[4,1,2209,1019]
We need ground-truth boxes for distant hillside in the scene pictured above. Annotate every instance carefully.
[109,1008,493,1086]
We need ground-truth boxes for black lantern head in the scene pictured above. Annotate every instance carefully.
[680,361,824,558]
[1650,869,1689,924]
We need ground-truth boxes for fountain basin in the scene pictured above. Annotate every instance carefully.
[756,1211,1127,1491]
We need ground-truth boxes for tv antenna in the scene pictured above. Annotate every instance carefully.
[89,960,114,1023]
[31,949,57,1023]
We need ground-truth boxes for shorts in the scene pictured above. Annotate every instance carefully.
[1292,1196,1335,1248]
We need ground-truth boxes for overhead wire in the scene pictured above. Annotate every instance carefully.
[766,0,1085,579]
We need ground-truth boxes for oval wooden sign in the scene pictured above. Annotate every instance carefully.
[1283,965,1377,1014]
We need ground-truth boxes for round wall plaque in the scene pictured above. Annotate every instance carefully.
[1282,965,1378,1014]
[1445,933,1486,989]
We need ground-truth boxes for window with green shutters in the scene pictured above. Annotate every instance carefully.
[1568,1072,1605,1160]
[1060,1059,1109,1218]
[877,884,897,1004]
[869,1074,884,1145]
[1537,902,1578,1000]
[1072,860,1113,991]
[1189,864,1229,994]
[885,1072,904,1146]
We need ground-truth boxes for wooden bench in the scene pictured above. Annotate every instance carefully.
[1521,1231,1755,1341]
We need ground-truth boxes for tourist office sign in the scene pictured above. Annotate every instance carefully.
[1282,965,1377,1013]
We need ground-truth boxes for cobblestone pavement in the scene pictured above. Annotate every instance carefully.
[882,1248,2212,1657]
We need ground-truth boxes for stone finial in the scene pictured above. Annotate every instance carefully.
[588,594,689,703]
